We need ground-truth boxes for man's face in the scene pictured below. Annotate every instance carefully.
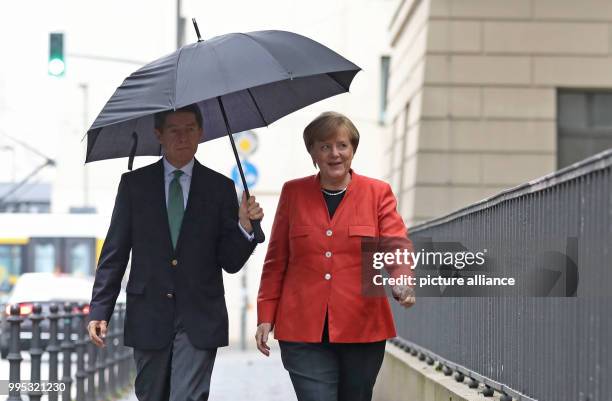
[155,111,203,168]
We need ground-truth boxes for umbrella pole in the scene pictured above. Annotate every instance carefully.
[218,97,266,244]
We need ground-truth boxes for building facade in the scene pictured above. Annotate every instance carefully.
[386,0,612,226]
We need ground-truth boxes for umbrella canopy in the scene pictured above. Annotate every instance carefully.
[85,30,361,163]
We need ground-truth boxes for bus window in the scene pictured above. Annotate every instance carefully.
[0,245,23,293]
[33,242,56,273]
[68,240,94,276]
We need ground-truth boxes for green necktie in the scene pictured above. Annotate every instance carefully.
[168,170,185,249]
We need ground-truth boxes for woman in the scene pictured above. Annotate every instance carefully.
[255,111,415,401]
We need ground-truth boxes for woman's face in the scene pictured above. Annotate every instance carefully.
[310,126,354,185]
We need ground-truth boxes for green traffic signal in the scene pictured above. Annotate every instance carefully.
[48,32,65,77]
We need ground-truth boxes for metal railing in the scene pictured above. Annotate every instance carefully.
[5,303,133,401]
[392,148,612,401]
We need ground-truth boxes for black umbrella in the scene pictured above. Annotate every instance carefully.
[85,21,361,243]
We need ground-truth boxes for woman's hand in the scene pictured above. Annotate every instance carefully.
[392,285,416,308]
[255,323,273,356]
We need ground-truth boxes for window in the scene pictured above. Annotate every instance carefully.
[67,240,94,276]
[0,245,23,293]
[33,242,56,273]
[558,90,612,168]
[379,56,391,124]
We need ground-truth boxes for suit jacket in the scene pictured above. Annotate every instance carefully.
[89,158,256,350]
[257,171,412,343]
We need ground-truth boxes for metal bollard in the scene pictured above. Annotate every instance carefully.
[97,329,108,401]
[47,304,61,401]
[7,304,24,401]
[29,304,44,401]
[60,302,75,401]
[117,304,129,390]
[107,310,117,396]
[74,304,87,401]
[85,328,97,401]
[483,385,495,397]
[115,304,124,389]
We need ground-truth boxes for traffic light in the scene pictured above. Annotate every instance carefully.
[48,32,65,77]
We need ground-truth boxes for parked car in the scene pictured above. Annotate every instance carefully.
[0,272,125,358]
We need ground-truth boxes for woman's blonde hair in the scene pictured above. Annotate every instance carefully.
[303,112,360,166]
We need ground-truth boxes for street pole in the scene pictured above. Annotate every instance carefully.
[240,264,248,351]
[177,0,185,49]
[79,83,89,207]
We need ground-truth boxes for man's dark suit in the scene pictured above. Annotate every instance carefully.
[89,158,256,350]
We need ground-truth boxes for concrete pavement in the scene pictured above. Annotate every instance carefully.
[120,346,296,401]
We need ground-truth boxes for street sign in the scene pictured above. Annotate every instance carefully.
[231,159,259,189]
[232,131,259,157]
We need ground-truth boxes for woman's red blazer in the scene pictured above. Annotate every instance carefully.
[257,171,413,343]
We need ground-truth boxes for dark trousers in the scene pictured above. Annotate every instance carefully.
[278,315,386,401]
[132,316,217,401]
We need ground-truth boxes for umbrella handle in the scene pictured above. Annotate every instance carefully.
[241,185,265,244]
[250,218,265,244]
[239,178,265,244]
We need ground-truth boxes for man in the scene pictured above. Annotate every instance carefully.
[88,104,263,401]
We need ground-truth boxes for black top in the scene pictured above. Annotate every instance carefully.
[322,189,346,219]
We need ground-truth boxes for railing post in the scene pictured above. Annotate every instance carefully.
[97,328,108,401]
[116,304,124,390]
[118,304,131,390]
[74,304,87,401]
[60,302,75,401]
[47,303,61,401]
[29,304,44,401]
[108,310,117,396]
[7,304,24,401]
[85,328,97,401]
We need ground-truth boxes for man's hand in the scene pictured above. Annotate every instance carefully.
[88,320,108,347]
[255,323,272,356]
[392,285,416,308]
[239,192,264,233]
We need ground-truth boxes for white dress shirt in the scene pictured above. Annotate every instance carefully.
[162,157,254,241]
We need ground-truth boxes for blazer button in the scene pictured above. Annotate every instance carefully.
[171,259,178,267]
[325,251,332,258]
[166,293,174,299]
[324,273,332,280]
[326,229,333,237]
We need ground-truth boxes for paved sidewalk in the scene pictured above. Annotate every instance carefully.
[120,346,296,401]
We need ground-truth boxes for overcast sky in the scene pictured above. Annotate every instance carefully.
[0,0,398,213]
